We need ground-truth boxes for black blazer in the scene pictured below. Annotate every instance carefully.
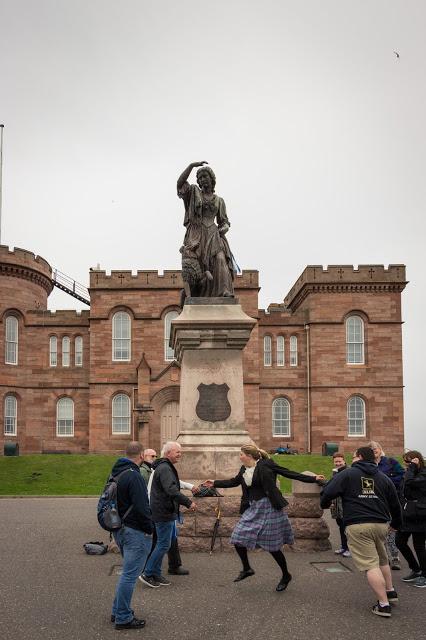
[214,458,317,514]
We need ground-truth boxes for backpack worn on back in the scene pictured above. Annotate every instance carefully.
[97,468,134,532]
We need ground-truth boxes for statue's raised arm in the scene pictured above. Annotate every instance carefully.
[177,162,235,302]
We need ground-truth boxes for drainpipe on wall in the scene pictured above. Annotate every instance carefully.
[305,324,311,453]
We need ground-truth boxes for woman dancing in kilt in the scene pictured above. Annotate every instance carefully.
[204,444,324,592]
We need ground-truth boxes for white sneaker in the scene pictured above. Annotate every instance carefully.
[334,548,345,555]
[342,550,351,558]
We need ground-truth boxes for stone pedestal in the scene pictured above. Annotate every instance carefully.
[170,298,256,479]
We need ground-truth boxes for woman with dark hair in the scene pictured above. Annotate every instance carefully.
[395,450,426,587]
[204,445,324,592]
[177,161,235,299]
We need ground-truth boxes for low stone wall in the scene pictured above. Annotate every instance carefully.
[178,477,330,553]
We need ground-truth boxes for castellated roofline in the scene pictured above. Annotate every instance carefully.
[284,264,407,312]
[89,269,259,289]
[0,245,52,275]
[26,309,90,326]
[0,244,53,294]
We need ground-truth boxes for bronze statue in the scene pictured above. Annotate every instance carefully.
[177,161,235,300]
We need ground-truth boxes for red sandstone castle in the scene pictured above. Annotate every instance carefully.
[0,246,407,455]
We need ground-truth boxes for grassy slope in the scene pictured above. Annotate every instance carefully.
[0,453,347,495]
[0,454,117,495]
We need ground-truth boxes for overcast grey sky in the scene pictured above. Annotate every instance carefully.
[1,1,425,450]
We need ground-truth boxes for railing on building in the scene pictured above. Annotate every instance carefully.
[51,269,90,306]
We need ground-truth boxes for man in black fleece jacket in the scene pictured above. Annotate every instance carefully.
[321,447,402,618]
[141,441,196,588]
[110,441,152,630]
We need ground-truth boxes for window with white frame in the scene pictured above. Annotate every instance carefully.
[346,316,364,364]
[164,311,179,361]
[264,335,272,367]
[277,336,285,366]
[5,316,18,365]
[290,335,298,366]
[272,397,290,437]
[112,312,131,361]
[49,336,57,367]
[56,397,74,436]
[4,395,17,436]
[112,394,131,434]
[347,396,366,436]
[62,336,70,367]
[75,336,83,366]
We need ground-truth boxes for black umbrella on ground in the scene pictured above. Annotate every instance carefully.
[210,502,221,555]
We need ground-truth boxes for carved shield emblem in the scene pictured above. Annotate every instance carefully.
[196,383,231,422]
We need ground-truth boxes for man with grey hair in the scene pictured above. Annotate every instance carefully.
[109,441,152,630]
[140,447,193,576]
[141,441,196,588]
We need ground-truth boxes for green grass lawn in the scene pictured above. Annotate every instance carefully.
[0,453,347,496]
[0,454,117,495]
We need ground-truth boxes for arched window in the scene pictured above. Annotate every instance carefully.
[49,336,57,367]
[164,311,179,361]
[62,336,70,367]
[347,396,366,437]
[75,336,83,366]
[264,335,272,367]
[4,395,17,436]
[346,316,364,364]
[5,316,18,365]
[112,312,131,361]
[56,398,74,437]
[277,336,285,366]
[272,397,290,437]
[112,394,131,435]
[290,336,298,366]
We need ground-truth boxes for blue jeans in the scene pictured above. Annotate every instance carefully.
[144,520,175,577]
[112,526,152,625]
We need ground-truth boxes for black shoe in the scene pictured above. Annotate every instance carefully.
[168,567,189,575]
[386,589,398,603]
[115,617,146,630]
[234,569,255,582]
[371,602,391,618]
[276,574,292,592]
[139,574,161,588]
[402,569,422,582]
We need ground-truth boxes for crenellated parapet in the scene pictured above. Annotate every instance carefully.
[26,309,90,326]
[284,264,407,312]
[0,245,53,295]
[89,268,259,290]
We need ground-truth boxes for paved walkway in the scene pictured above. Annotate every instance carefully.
[1,498,424,639]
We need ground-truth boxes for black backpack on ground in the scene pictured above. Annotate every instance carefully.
[97,469,134,532]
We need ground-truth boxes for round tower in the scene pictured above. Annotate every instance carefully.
[0,245,53,315]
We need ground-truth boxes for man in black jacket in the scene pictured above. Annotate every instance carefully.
[110,441,153,630]
[141,441,196,588]
[321,446,402,618]
[140,448,192,575]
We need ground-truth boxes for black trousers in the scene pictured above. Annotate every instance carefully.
[395,530,426,575]
[336,517,348,551]
[146,524,181,570]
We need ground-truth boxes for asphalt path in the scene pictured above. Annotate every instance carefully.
[0,498,422,640]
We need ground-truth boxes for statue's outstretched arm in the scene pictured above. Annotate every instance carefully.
[177,161,208,190]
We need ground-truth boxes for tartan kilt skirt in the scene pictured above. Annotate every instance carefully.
[230,497,294,551]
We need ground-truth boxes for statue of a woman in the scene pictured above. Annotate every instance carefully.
[177,161,235,300]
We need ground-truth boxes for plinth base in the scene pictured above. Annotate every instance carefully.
[177,429,255,479]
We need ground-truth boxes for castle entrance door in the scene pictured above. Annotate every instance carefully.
[160,401,180,446]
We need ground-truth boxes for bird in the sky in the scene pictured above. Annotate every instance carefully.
[394,51,400,58]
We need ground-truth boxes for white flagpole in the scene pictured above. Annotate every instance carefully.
[0,124,4,245]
